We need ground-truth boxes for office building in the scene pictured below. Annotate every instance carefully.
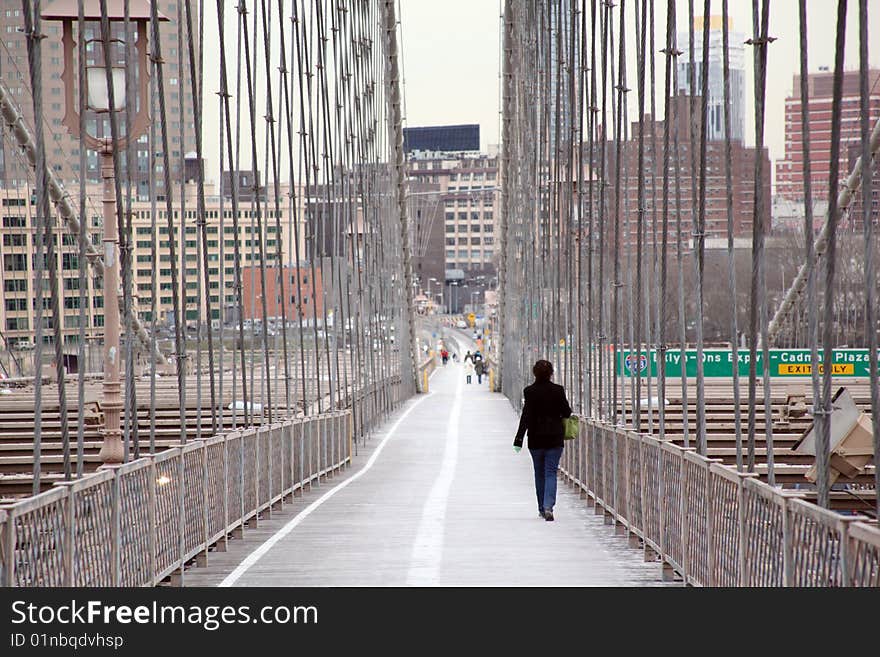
[406,149,499,310]
[403,125,479,154]
[0,1,197,197]
[611,94,771,248]
[0,180,304,351]
[776,69,880,206]
[676,15,746,143]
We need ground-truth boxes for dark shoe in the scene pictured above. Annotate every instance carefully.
[544,509,554,521]
[538,509,545,519]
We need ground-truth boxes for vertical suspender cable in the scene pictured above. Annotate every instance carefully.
[76,1,88,475]
[721,0,742,470]
[795,0,819,457]
[122,0,139,460]
[183,0,218,434]
[818,0,849,507]
[693,0,710,456]
[215,0,250,427]
[21,0,49,492]
[745,0,775,480]
[634,0,647,433]
[151,0,187,442]
[148,67,157,455]
[857,0,880,520]
[658,0,677,441]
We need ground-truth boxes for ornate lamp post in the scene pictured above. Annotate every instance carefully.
[43,1,165,464]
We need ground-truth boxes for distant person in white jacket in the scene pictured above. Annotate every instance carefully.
[464,359,475,384]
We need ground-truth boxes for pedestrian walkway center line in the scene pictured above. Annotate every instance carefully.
[218,391,434,587]
[406,370,463,585]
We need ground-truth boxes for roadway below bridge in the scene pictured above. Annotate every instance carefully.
[185,341,665,587]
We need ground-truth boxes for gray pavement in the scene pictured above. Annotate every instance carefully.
[185,357,665,587]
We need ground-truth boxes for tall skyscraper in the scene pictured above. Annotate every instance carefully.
[0,2,197,198]
[676,15,746,143]
[547,0,577,155]
[776,68,880,212]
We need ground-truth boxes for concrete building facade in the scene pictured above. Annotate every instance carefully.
[0,2,197,197]
[0,180,304,351]
[406,149,500,311]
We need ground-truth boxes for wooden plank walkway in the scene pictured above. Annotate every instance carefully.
[185,359,665,587]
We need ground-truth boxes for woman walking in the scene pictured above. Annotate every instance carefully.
[513,360,572,521]
[464,358,475,384]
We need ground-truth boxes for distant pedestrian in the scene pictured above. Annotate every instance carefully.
[441,349,449,365]
[464,359,475,384]
[474,359,485,384]
[513,360,572,521]
[452,352,458,362]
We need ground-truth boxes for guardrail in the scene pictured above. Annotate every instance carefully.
[560,420,880,586]
[418,354,437,392]
[0,410,352,586]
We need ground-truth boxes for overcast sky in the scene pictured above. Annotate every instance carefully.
[398,0,880,159]
[199,1,879,185]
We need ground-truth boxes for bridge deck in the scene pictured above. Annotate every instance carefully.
[185,360,664,587]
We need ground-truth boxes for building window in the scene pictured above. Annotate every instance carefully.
[5,298,27,312]
[4,254,27,271]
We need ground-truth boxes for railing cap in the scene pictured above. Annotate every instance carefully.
[2,485,68,516]
[848,520,880,546]
[52,468,114,492]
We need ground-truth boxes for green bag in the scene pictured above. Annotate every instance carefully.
[563,415,579,440]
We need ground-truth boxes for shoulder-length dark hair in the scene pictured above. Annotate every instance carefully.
[532,360,553,382]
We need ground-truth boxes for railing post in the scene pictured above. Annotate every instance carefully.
[837,517,868,587]
[658,443,667,562]
[0,509,9,587]
[737,475,747,587]
[706,467,715,587]
[1,508,13,586]
[782,495,794,587]
[176,448,185,586]
[63,485,74,586]
[148,459,157,584]
[679,450,688,584]
[109,469,121,586]
[254,430,261,521]
[221,436,229,551]
[840,520,852,587]
[201,441,209,564]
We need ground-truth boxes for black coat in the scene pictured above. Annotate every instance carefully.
[513,380,572,449]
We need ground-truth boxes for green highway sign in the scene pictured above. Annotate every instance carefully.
[618,348,879,378]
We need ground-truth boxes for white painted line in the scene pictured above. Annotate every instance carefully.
[406,369,462,585]
[218,392,434,587]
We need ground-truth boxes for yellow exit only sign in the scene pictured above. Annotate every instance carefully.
[778,363,855,376]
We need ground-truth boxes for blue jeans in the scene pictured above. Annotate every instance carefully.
[529,446,564,512]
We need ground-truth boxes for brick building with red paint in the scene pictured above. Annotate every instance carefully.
[241,265,323,321]
[776,69,880,211]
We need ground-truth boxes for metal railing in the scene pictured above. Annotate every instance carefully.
[561,420,880,587]
[418,354,437,393]
[0,410,353,587]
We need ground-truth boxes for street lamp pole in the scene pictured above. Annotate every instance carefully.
[99,144,123,463]
[45,3,163,464]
